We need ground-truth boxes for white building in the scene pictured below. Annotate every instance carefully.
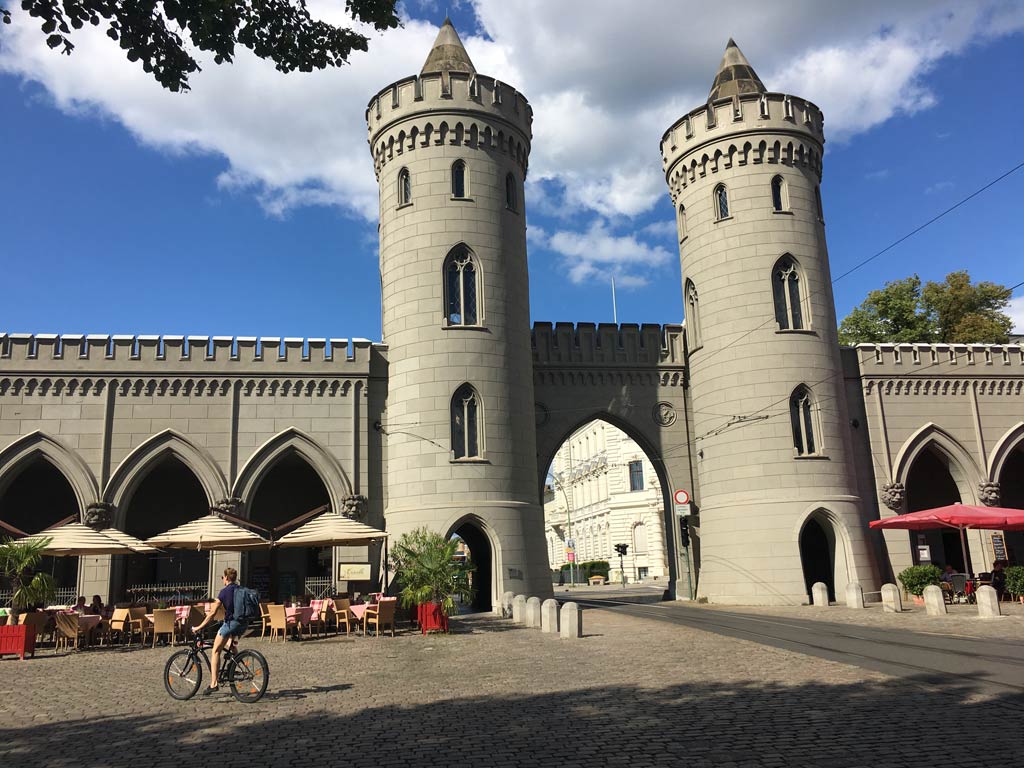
[545,421,669,584]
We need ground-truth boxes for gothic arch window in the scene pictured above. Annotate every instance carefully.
[677,203,687,241]
[790,385,820,456]
[685,279,701,350]
[713,184,729,221]
[505,172,517,211]
[451,384,481,460]
[814,185,824,222]
[444,245,481,326]
[397,168,412,206]
[771,175,788,212]
[772,255,808,331]
[451,160,468,198]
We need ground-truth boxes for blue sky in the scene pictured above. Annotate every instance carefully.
[1,1,1023,341]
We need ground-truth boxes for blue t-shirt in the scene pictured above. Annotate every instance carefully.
[218,583,239,623]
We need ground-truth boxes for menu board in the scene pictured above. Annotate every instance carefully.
[991,533,1007,562]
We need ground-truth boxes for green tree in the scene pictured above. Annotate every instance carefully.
[920,270,1013,344]
[839,271,1014,345]
[1,0,400,92]
[0,537,57,622]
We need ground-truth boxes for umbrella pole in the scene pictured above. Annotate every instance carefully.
[958,526,971,577]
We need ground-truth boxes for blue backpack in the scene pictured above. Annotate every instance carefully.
[233,586,260,624]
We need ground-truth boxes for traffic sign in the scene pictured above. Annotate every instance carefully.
[673,489,690,516]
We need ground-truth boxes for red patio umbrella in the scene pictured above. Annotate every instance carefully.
[869,503,1024,575]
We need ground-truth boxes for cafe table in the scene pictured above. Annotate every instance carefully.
[285,606,315,638]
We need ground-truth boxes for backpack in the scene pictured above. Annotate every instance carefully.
[233,586,260,624]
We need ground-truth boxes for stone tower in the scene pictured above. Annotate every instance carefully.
[660,41,876,604]
[366,20,552,608]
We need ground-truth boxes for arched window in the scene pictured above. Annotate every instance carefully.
[771,175,787,212]
[451,160,467,198]
[714,184,729,220]
[790,386,818,456]
[444,245,480,326]
[814,185,824,222]
[397,168,412,206]
[772,255,806,330]
[451,384,481,459]
[505,172,517,211]
[685,279,701,349]
[677,203,687,241]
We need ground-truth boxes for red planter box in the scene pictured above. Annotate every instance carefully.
[0,624,36,660]
[417,603,449,634]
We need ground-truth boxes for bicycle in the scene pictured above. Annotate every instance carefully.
[164,627,270,703]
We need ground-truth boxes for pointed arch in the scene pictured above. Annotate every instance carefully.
[104,429,227,512]
[892,422,981,504]
[988,421,1024,481]
[789,385,820,456]
[451,383,483,459]
[443,242,483,327]
[0,431,98,517]
[232,428,351,513]
[772,254,809,330]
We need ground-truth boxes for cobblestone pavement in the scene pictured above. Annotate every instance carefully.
[1,609,1022,768]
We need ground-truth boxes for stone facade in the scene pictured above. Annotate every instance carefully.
[1,26,1022,608]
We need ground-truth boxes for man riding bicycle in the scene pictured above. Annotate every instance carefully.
[192,567,246,696]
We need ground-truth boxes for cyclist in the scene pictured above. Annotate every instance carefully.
[191,567,246,696]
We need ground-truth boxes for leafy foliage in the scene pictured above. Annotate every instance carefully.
[896,564,942,597]
[0,537,58,612]
[391,527,474,617]
[838,271,1014,345]
[3,0,401,92]
[1004,566,1024,598]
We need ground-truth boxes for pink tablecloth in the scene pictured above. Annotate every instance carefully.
[77,615,102,631]
[349,604,368,621]
[285,607,314,625]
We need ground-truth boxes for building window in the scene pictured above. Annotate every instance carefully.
[451,383,481,459]
[633,522,648,553]
[444,245,479,326]
[814,185,824,222]
[452,160,467,198]
[790,386,818,456]
[505,172,517,211]
[772,255,805,330]
[771,175,787,212]
[397,168,412,206]
[677,203,687,241]
[714,184,729,220]
[628,460,644,491]
[685,279,701,349]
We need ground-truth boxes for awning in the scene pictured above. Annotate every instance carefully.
[275,509,388,548]
[146,513,271,551]
[22,522,145,556]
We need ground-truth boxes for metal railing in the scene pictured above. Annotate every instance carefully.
[1,588,79,607]
[303,577,334,598]
[123,582,210,604]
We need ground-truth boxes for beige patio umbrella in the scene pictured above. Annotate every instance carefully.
[145,513,270,551]
[275,509,388,548]
[22,521,146,556]
[96,528,157,553]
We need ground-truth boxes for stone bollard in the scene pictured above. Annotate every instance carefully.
[812,582,830,607]
[881,583,903,613]
[512,594,527,624]
[976,585,1002,619]
[559,601,583,639]
[845,582,865,609]
[525,597,542,628]
[501,591,515,619]
[923,584,947,616]
[541,599,560,633]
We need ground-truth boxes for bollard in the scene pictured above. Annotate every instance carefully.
[501,591,515,619]
[923,584,947,616]
[845,582,865,609]
[541,599,560,633]
[881,583,903,613]
[559,601,583,639]
[525,597,542,628]
[976,585,1002,619]
[512,594,527,624]
[811,582,830,607]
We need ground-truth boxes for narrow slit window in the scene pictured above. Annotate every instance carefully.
[451,384,481,459]
[398,168,412,206]
[505,172,517,211]
[677,203,687,240]
[714,184,729,220]
[452,160,467,198]
[771,175,786,212]
[685,280,701,349]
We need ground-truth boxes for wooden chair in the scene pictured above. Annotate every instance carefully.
[259,602,272,640]
[939,581,955,604]
[320,602,336,636]
[266,604,296,642]
[107,608,133,645]
[54,613,86,652]
[364,598,397,638]
[20,612,53,645]
[128,607,152,645]
[151,609,177,648]
[333,598,353,637]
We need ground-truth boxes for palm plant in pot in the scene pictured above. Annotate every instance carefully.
[0,537,57,658]
[392,528,474,633]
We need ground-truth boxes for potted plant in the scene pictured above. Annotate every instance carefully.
[392,528,474,634]
[0,537,57,659]
[1005,566,1024,604]
[897,564,942,605]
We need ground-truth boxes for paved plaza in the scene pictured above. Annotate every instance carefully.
[2,607,1022,767]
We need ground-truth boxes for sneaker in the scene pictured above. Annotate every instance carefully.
[201,686,220,696]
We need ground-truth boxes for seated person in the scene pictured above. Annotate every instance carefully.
[88,595,105,615]
[990,560,1007,599]
[940,565,957,583]
[72,596,88,614]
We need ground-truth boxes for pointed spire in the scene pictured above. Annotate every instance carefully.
[421,17,476,75]
[708,39,766,100]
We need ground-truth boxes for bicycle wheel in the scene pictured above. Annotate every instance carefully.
[164,649,203,700]
[228,649,269,703]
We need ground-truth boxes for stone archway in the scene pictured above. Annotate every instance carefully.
[799,516,835,602]
[997,444,1024,565]
[906,447,969,572]
[449,517,493,613]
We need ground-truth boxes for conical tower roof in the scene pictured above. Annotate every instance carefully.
[708,39,766,100]
[421,17,476,75]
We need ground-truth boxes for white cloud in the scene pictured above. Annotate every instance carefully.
[542,220,671,287]
[924,180,955,195]
[1008,295,1024,334]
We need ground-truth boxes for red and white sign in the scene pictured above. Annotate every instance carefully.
[673,489,690,505]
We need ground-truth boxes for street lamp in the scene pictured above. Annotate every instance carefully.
[550,471,577,586]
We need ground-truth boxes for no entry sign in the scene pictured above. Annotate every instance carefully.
[673,489,690,516]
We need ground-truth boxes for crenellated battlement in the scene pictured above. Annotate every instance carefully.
[661,92,823,201]
[0,333,386,373]
[366,71,532,179]
[531,322,686,368]
[855,342,1024,376]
